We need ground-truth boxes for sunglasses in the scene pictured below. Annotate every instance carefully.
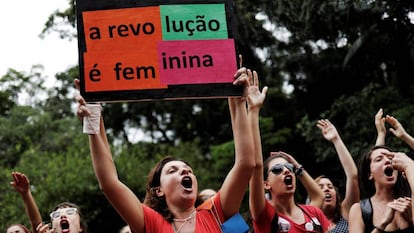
[50,207,77,219]
[268,163,295,175]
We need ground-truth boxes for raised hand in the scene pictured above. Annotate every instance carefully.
[10,171,30,194]
[375,108,386,145]
[36,222,54,233]
[385,115,407,139]
[74,79,91,120]
[233,67,268,107]
[317,119,339,142]
[245,69,267,110]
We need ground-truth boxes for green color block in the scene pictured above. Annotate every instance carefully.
[160,4,228,40]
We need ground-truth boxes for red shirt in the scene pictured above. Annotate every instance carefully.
[253,201,330,233]
[143,192,225,233]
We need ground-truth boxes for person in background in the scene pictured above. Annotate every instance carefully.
[248,70,329,232]
[36,202,88,233]
[277,151,325,209]
[8,171,87,233]
[5,224,30,233]
[6,172,42,233]
[195,188,218,207]
[75,66,257,233]
[316,119,359,233]
[199,189,217,202]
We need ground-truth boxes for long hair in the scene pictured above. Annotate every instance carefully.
[358,145,411,198]
[143,156,191,222]
[314,175,342,223]
[53,202,88,233]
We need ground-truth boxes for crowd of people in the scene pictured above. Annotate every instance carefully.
[5,64,414,233]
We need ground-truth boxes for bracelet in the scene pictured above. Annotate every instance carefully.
[374,226,386,233]
[295,165,304,177]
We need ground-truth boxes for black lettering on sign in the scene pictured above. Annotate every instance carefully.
[162,52,213,69]
[113,62,156,80]
[108,22,155,38]
[165,15,220,36]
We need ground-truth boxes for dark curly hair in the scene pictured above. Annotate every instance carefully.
[143,156,192,222]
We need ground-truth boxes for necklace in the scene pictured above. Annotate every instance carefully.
[173,210,196,233]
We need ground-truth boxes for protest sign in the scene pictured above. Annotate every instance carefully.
[75,0,241,102]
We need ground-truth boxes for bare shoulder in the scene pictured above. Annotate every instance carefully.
[348,202,363,220]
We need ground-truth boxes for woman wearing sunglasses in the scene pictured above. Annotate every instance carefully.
[249,151,330,233]
[75,66,258,233]
[248,77,329,232]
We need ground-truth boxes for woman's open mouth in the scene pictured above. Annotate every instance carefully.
[324,193,332,202]
[384,167,394,177]
[60,219,70,233]
[181,176,193,189]
[284,175,293,186]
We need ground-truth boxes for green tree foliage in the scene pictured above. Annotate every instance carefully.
[241,0,414,186]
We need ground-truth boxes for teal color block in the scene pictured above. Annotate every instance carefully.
[160,4,228,40]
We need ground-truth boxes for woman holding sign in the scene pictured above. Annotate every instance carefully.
[75,66,265,233]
